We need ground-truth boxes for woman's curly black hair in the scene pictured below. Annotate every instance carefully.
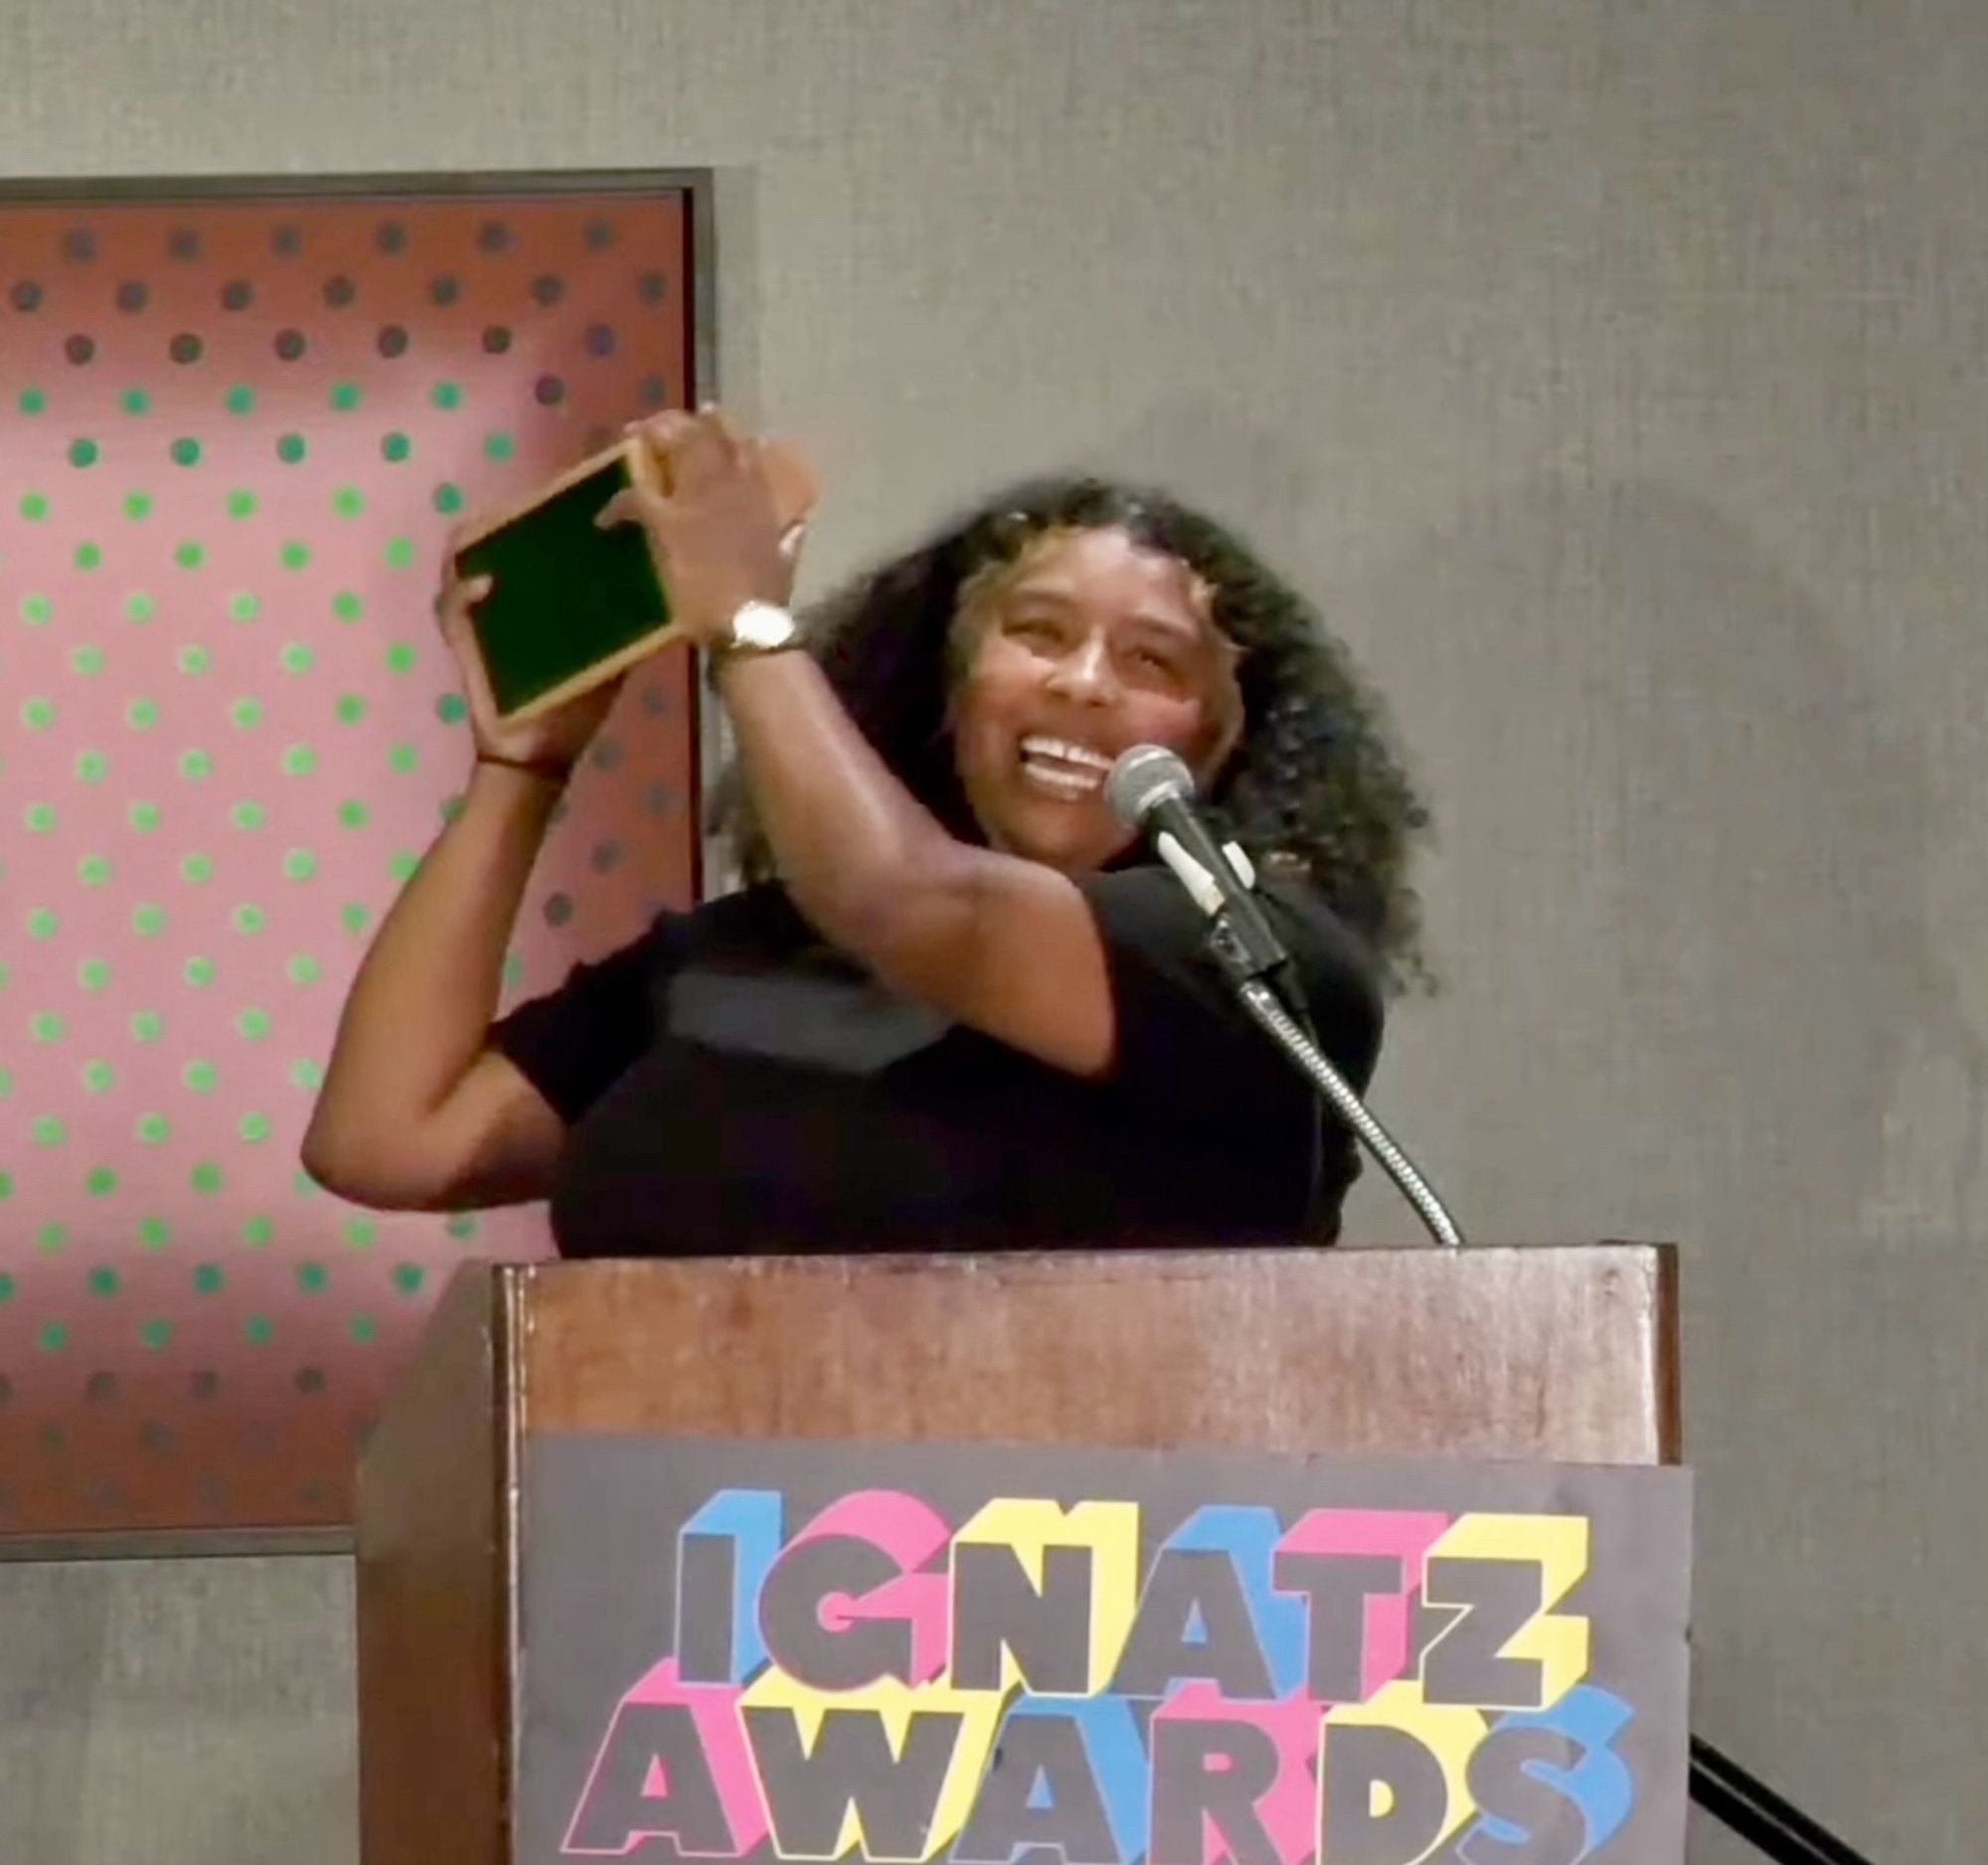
[719,475,1430,989]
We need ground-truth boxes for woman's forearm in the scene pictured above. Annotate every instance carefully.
[304,762,562,1164]
[716,650,969,950]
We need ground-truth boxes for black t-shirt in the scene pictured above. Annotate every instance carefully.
[490,866,1384,1258]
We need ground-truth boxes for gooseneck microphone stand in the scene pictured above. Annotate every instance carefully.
[1197,875,1881,1865]
[1207,909,1878,1865]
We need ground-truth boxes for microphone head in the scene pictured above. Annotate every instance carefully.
[1104,744,1196,827]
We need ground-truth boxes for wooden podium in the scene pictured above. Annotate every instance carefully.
[356,1245,1680,1865]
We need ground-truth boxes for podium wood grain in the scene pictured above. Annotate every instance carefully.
[356,1244,1677,1864]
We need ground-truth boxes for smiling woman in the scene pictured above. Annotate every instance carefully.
[303,414,1428,1257]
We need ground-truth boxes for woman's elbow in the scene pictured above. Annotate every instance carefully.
[298,1113,431,1212]
[299,1124,383,1210]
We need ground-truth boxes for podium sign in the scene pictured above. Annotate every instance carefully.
[519,1438,1690,1865]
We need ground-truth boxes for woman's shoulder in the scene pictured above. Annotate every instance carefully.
[1080,857,1385,1081]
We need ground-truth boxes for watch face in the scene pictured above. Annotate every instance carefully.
[735,602,796,649]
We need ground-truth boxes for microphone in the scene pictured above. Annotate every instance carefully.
[1105,745,1466,1250]
[1102,746,1292,982]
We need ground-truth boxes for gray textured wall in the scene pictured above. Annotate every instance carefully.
[3,1,1985,1860]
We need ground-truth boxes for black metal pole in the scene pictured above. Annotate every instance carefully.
[1690,1737,1879,1865]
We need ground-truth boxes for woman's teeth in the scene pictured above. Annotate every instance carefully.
[1019,736,1112,797]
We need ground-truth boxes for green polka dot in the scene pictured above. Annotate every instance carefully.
[78,958,110,991]
[137,1113,170,1144]
[25,803,56,833]
[282,848,317,882]
[191,1162,223,1195]
[124,592,155,623]
[384,535,414,568]
[243,1315,272,1344]
[124,492,153,521]
[226,385,254,416]
[388,851,419,884]
[130,1011,163,1043]
[22,698,56,730]
[242,1215,273,1247]
[282,744,317,776]
[38,1222,67,1253]
[392,1263,425,1295]
[127,800,160,832]
[183,1059,217,1093]
[20,491,50,521]
[230,697,263,730]
[139,1320,173,1350]
[237,1007,271,1039]
[177,644,210,674]
[431,382,462,410]
[385,642,416,674]
[336,487,367,520]
[227,489,256,519]
[88,1267,119,1296]
[233,904,266,935]
[69,437,98,468]
[121,389,150,416]
[138,1218,169,1249]
[288,1058,324,1090]
[484,431,515,461]
[280,540,310,571]
[32,1115,66,1146]
[438,793,465,824]
[432,482,463,515]
[127,698,160,729]
[193,1264,224,1293]
[349,1314,378,1344]
[178,749,212,781]
[78,854,111,888]
[0,1273,11,1300]
[175,541,205,570]
[344,1217,377,1250]
[131,904,166,937]
[382,432,411,462]
[83,1060,114,1093]
[180,853,214,885]
[75,541,101,570]
[297,1262,329,1293]
[170,437,201,466]
[0,1171,9,1198]
[387,744,416,774]
[232,800,265,830]
[31,1010,65,1041]
[285,953,321,985]
[21,593,52,624]
[39,1322,69,1351]
[340,902,370,936]
[282,642,315,674]
[185,955,215,986]
[75,751,108,785]
[19,388,46,415]
[330,382,362,412]
[71,643,104,675]
[335,694,367,725]
[0,1072,11,1100]
[435,692,467,725]
[229,592,260,622]
[85,1167,116,1197]
[27,910,59,941]
[333,591,364,622]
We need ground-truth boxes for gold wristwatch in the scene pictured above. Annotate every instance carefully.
[706,599,801,670]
